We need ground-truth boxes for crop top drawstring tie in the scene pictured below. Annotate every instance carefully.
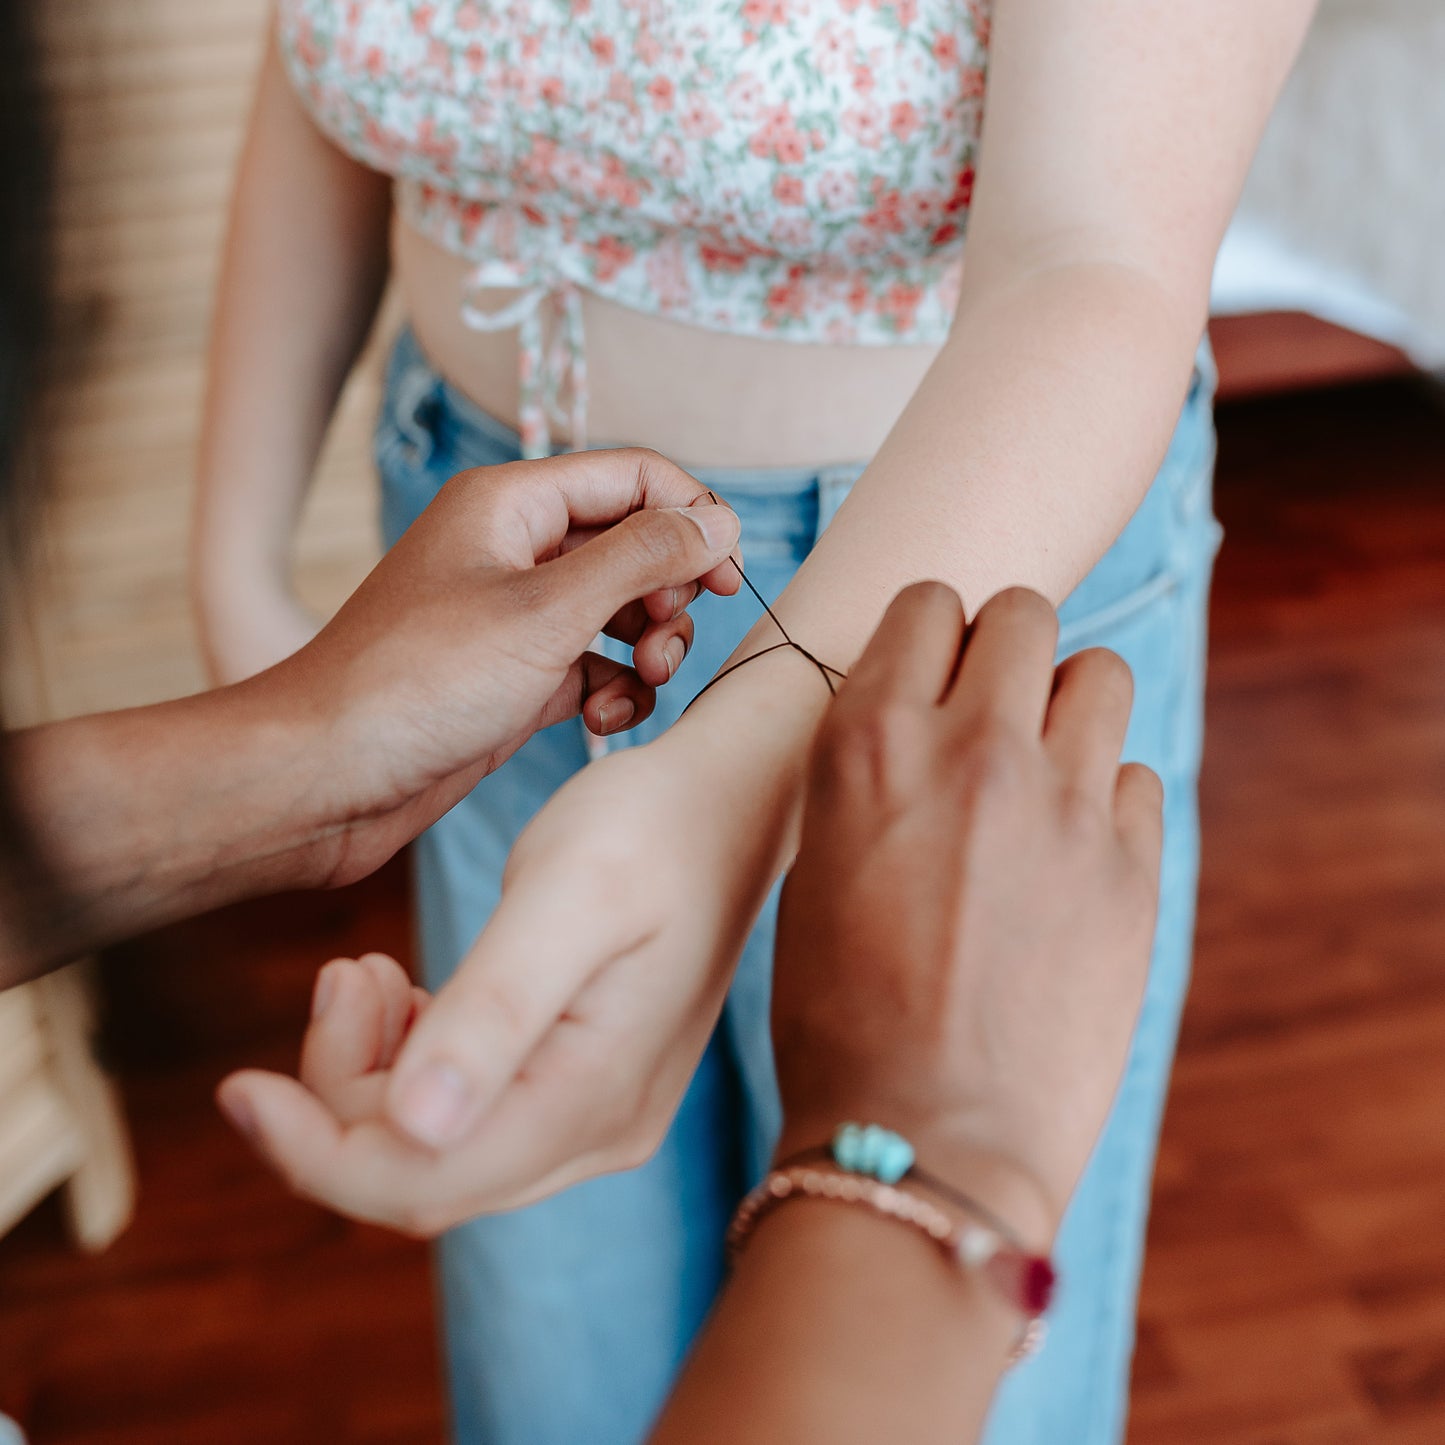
[461,260,589,458]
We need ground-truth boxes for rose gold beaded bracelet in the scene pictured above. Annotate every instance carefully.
[726,1164,1050,1365]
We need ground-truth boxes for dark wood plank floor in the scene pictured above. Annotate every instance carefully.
[3,377,1445,1444]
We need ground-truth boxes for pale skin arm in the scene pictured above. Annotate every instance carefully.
[201,1,1316,1212]
[191,26,392,683]
[676,0,1318,805]
[364,0,1317,1167]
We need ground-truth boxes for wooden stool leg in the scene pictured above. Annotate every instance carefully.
[34,962,135,1251]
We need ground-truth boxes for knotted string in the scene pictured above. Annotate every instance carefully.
[683,492,847,714]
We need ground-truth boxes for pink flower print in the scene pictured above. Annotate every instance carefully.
[365,46,388,78]
[520,135,559,190]
[726,73,766,122]
[294,19,324,69]
[671,195,704,227]
[930,222,961,248]
[959,65,986,99]
[893,0,919,25]
[770,215,815,250]
[572,0,591,12]
[591,34,616,65]
[818,169,858,210]
[932,31,959,67]
[608,70,635,106]
[750,104,806,164]
[766,281,807,323]
[455,2,483,29]
[889,100,920,142]
[699,244,753,274]
[743,0,789,26]
[840,103,884,149]
[970,0,991,48]
[852,63,875,94]
[681,94,723,139]
[773,175,806,207]
[416,117,459,166]
[645,246,692,311]
[647,75,675,111]
[862,185,907,235]
[846,278,871,314]
[944,164,976,214]
[520,32,542,61]
[653,134,688,179]
[411,5,436,36]
[636,30,662,66]
[839,0,863,12]
[879,283,924,333]
[539,74,564,104]
[599,154,647,208]
[426,35,450,71]
[813,21,853,75]
[905,188,947,231]
[556,151,593,196]
[590,235,635,283]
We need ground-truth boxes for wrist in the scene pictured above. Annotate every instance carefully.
[774,1116,1060,1253]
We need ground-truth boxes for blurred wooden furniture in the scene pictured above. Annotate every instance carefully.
[0,3,384,1251]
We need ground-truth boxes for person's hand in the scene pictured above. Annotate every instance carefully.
[772,583,1164,1242]
[217,739,772,1233]
[257,448,742,889]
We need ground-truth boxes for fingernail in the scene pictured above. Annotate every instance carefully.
[311,964,338,1021]
[664,636,687,681]
[393,1062,474,1148]
[676,502,740,551]
[218,1088,258,1145]
[597,698,635,733]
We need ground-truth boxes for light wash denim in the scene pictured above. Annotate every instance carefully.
[377,326,1222,1445]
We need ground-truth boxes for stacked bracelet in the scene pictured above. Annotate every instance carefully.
[729,1124,1056,1364]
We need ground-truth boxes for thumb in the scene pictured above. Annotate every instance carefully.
[537,500,741,646]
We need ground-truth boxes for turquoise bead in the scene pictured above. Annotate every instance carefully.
[830,1123,915,1184]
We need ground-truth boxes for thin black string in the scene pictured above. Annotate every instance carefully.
[682,492,848,714]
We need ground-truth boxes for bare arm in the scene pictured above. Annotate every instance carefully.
[675,0,1317,801]
[375,0,1317,1181]
[191,27,392,683]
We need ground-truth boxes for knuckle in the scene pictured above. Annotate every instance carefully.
[955,720,1030,802]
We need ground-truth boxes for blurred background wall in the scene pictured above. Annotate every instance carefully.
[26,0,385,724]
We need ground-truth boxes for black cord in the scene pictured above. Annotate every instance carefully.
[682,492,847,714]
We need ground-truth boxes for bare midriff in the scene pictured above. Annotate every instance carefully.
[394,216,944,472]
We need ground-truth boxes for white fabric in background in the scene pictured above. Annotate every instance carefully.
[1209,0,1445,370]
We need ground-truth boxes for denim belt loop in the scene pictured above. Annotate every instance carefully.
[815,460,867,540]
[393,359,441,466]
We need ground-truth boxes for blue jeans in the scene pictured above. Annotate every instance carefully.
[377,326,1222,1445]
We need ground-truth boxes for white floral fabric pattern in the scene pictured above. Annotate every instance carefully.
[279,0,992,455]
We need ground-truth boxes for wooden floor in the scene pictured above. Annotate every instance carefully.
[3,377,1445,1443]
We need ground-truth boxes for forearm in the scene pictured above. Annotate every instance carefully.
[2,679,334,982]
[665,260,1202,850]
[651,1199,1018,1445]
[193,30,391,601]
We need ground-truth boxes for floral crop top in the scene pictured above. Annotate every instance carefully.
[279,0,991,456]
